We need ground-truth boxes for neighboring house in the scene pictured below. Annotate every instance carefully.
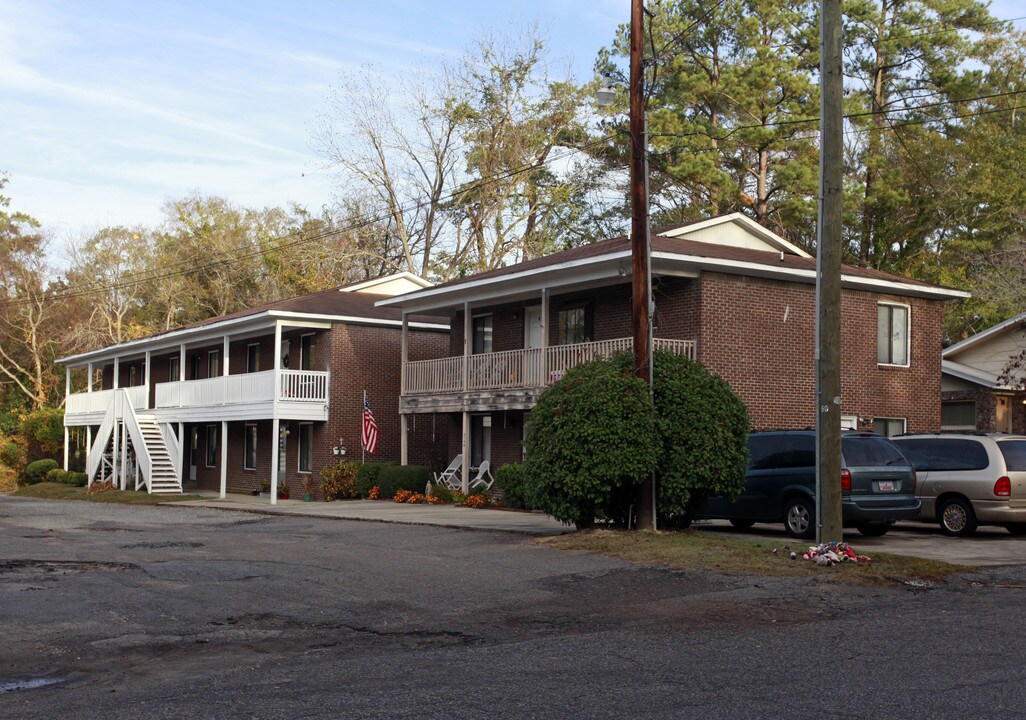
[377,213,968,490]
[59,274,450,502]
[941,312,1026,433]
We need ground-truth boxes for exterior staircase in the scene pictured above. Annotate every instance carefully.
[136,415,182,494]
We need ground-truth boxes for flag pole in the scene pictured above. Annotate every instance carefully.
[362,389,366,465]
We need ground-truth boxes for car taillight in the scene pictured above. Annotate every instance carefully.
[995,476,1011,497]
[841,468,851,491]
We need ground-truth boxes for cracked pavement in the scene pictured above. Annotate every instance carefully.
[2,495,1025,719]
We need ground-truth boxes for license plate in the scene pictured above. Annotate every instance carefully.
[877,481,896,492]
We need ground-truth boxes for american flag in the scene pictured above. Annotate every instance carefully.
[361,395,379,454]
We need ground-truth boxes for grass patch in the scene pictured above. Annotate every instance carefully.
[537,528,973,586]
[12,482,205,505]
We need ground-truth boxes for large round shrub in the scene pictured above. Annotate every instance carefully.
[21,458,59,485]
[524,358,657,528]
[646,351,750,517]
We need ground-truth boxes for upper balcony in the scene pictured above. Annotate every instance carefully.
[401,337,695,412]
[65,369,330,426]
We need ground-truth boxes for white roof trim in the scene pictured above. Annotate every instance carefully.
[657,213,814,259]
[941,359,1004,389]
[942,310,1026,359]
[341,272,432,293]
[58,310,449,366]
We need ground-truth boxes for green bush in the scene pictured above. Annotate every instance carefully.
[495,463,534,509]
[524,358,657,528]
[644,351,750,518]
[376,464,432,499]
[320,461,361,501]
[355,461,395,497]
[427,482,456,503]
[0,439,23,469]
[21,458,59,485]
[20,408,64,461]
[43,468,87,486]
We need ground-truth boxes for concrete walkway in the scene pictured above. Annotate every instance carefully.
[168,493,571,536]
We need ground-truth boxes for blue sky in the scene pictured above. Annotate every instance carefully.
[0,0,622,235]
[2,0,1023,237]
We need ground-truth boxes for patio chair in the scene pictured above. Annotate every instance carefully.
[433,454,463,491]
[468,460,495,492]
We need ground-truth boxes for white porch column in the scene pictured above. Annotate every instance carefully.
[400,414,408,466]
[113,357,120,389]
[120,420,128,491]
[400,312,408,395]
[63,427,69,471]
[178,343,186,460]
[219,420,228,499]
[541,288,549,378]
[270,418,280,505]
[222,335,230,376]
[63,366,71,471]
[87,362,93,392]
[179,344,186,381]
[143,351,151,409]
[461,411,470,495]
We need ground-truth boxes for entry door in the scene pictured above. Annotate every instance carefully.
[189,427,198,482]
[524,306,544,385]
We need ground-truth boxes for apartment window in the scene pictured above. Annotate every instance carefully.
[941,401,977,430]
[246,343,260,373]
[472,315,493,354]
[300,334,315,371]
[873,417,906,437]
[169,356,180,382]
[208,350,220,378]
[190,353,201,380]
[298,422,313,473]
[205,425,217,467]
[129,366,137,386]
[557,305,593,345]
[877,303,909,366]
[244,424,257,470]
[470,414,492,468]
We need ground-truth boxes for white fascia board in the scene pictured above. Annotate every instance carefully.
[342,272,432,293]
[58,311,448,367]
[658,213,814,259]
[941,359,1002,389]
[375,252,631,313]
[942,310,1026,359]
[652,252,970,300]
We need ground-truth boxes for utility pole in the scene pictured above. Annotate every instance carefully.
[630,0,655,531]
[815,0,844,543]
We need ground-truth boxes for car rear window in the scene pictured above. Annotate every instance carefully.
[892,438,989,471]
[998,441,1026,471]
[841,436,909,468]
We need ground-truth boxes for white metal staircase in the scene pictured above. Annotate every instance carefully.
[84,390,182,494]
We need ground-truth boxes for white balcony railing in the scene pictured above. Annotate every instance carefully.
[403,337,696,395]
[154,369,329,409]
[67,386,149,416]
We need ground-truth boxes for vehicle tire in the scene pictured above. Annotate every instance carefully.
[856,522,890,537]
[938,498,978,537]
[784,497,815,539]
[1003,523,1026,536]
[729,518,755,530]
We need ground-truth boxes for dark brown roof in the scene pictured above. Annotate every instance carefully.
[424,223,952,293]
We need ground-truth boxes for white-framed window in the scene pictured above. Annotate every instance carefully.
[169,356,180,382]
[941,401,977,431]
[472,315,493,354]
[877,302,910,366]
[298,422,313,473]
[244,423,257,470]
[208,350,220,378]
[129,365,137,386]
[247,343,260,373]
[205,425,217,467]
[873,417,906,437]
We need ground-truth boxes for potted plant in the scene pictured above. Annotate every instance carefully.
[278,480,290,500]
[301,473,316,502]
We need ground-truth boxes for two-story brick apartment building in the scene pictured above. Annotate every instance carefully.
[378,214,968,491]
[59,274,449,502]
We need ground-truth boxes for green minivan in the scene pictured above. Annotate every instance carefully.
[701,430,921,539]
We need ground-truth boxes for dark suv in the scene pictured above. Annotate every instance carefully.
[700,430,921,539]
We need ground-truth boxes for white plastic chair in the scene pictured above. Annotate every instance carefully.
[468,460,495,492]
[433,454,463,491]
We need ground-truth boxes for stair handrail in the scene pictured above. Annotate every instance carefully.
[161,423,182,482]
[121,392,154,493]
[85,399,117,485]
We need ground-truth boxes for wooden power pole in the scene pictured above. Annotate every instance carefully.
[630,0,655,531]
[816,0,844,543]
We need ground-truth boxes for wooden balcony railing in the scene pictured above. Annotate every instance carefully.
[403,337,696,395]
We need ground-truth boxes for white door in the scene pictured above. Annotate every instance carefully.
[524,307,543,385]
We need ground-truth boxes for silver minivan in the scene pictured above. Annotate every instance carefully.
[892,433,1026,537]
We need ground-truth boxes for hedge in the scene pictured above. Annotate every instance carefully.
[21,458,59,485]
[375,465,432,499]
[494,463,534,509]
[355,461,395,497]
[45,468,89,487]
